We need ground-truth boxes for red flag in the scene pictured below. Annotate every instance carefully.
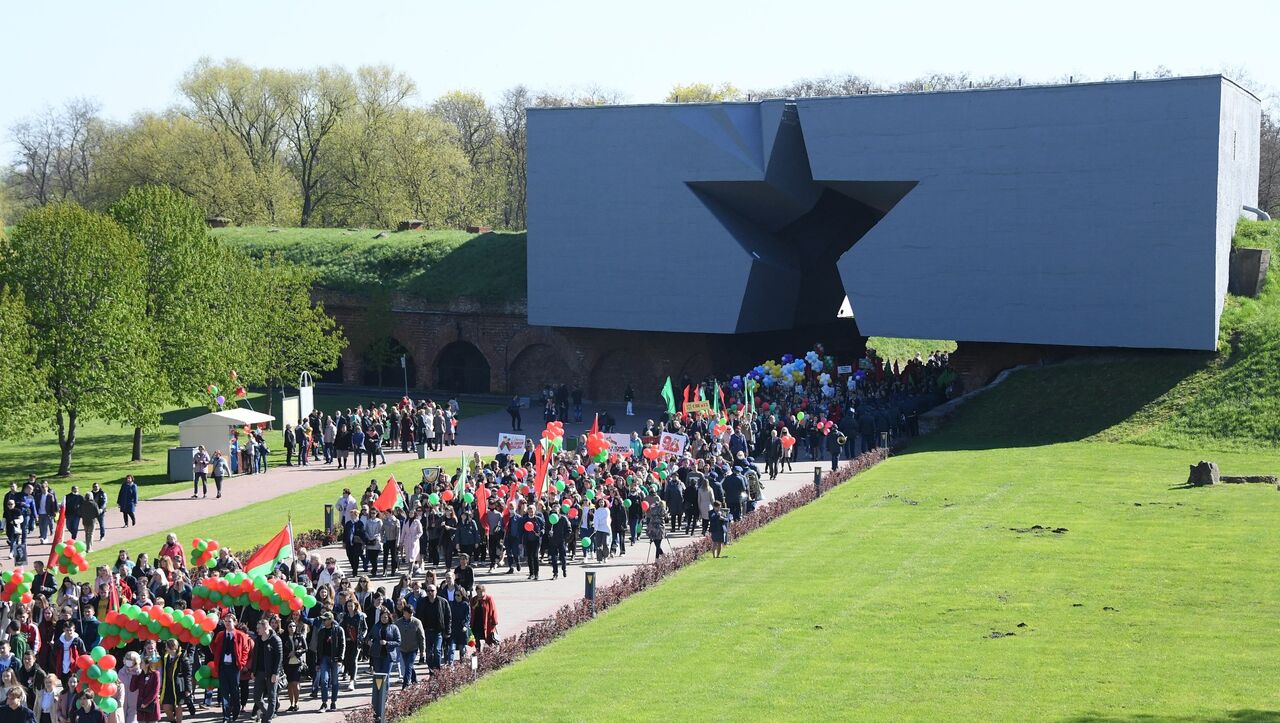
[590,413,599,437]
[533,445,550,498]
[372,475,403,512]
[681,385,690,412]
[476,484,491,533]
[108,577,120,612]
[46,504,67,569]
[718,385,726,410]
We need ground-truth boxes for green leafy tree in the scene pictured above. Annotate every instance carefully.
[226,253,345,419]
[3,204,154,476]
[108,185,225,460]
[665,82,743,103]
[0,285,49,435]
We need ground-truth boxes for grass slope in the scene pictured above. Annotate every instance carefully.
[214,227,527,303]
[418,223,1280,721]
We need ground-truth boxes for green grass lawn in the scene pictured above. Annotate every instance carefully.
[213,226,527,303]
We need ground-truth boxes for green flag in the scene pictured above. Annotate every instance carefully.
[660,376,676,416]
[713,380,721,414]
[746,379,755,414]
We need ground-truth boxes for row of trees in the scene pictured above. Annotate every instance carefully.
[0,186,344,475]
[5,60,626,231]
[6,63,1277,225]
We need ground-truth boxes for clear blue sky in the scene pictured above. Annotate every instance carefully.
[2,0,1276,153]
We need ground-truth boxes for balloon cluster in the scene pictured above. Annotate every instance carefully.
[53,539,89,574]
[540,421,564,452]
[195,663,216,689]
[584,428,608,463]
[192,573,317,615]
[191,538,221,569]
[0,568,34,605]
[745,347,829,391]
[74,647,120,714]
[99,603,218,649]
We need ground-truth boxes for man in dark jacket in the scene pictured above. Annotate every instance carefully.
[722,468,746,521]
[63,487,83,541]
[253,619,282,722]
[413,584,449,670]
[311,612,344,713]
[522,509,545,580]
[77,491,100,551]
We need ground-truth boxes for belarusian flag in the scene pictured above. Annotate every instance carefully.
[243,522,294,578]
[372,475,404,512]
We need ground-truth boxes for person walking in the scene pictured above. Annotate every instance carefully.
[251,619,281,723]
[592,501,610,563]
[157,639,190,723]
[623,384,635,416]
[309,613,342,713]
[88,485,107,543]
[63,488,83,542]
[128,653,159,723]
[75,494,99,552]
[645,493,667,559]
[391,606,423,690]
[506,396,521,432]
[709,501,730,558]
[116,477,138,529]
[210,453,229,499]
[381,510,401,577]
[365,609,399,686]
[283,426,296,467]
[469,586,497,655]
[209,615,250,723]
[413,585,449,672]
[280,620,306,714]
[36,486,56,546]
[445,591,470,665]
[191,447,210,499]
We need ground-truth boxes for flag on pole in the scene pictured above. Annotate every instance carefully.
[476,484,491,532]
[746,379,755,414]
[243,522,294,578]
[713,380,722,414]
[681,385,690,413]
[46,504,67,569]
[372,476,404,512]
[590,413,599,437]
[660,377,676,416]
[533,445,550,498]
[455,450,467,498]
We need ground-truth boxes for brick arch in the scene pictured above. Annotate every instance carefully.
[507,343,574,398]
[587,348,658,404]
[417,318,504,393]
[432,340,491,393]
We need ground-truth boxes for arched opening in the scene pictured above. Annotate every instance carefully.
[508,343,574,397]
[588,350,652,403]
[435,341,491,393]
[678,352,712,383]
[360,337,417,389]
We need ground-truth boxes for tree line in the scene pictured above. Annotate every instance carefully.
[0,186,345,476]
[4,62,1276,226]
[3,60,623,231]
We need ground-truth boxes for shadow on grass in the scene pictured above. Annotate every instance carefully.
[1062,711,1280,723]
[901,350,1210,454]
[402,232,526,303]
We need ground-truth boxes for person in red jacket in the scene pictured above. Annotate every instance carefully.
[208,615,252,723]
[470,585,498,654]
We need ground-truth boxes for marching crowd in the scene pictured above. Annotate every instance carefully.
[0,344,957,723]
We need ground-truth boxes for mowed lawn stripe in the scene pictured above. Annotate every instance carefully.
[414,442,1280,722]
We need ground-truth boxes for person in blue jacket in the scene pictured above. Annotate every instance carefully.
[116,476,138,528]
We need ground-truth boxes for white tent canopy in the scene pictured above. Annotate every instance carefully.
[178,409,275,466]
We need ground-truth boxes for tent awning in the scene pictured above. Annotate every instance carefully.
[178,409,276,429]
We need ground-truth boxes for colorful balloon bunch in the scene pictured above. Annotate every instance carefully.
[0,568,34,605]
[540,421,564,452]
[99,603,218,649]
[74,647,120,714]
[584,429,608,463]
[195,663,216,689]
[191,538,221,569]
[53,539,89,574]
[192,573,317,615]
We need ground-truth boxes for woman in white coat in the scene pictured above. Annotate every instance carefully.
[399,509,424,575]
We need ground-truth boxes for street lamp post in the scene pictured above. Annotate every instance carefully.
[401,354,408,397]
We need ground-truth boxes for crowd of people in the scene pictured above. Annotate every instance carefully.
[0,343,958,723]
[275,398,463,471]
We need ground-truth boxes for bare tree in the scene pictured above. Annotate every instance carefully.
[9,98,105,206]
[432,91,496,170]
[280,67,356,226]
[1260,110,1280,217]
[497,85,529,229]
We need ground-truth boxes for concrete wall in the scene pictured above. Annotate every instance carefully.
[527,76,1262,351]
